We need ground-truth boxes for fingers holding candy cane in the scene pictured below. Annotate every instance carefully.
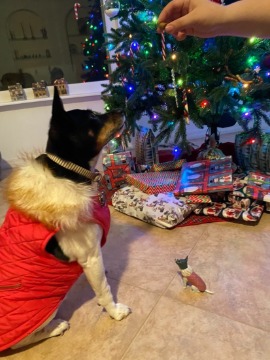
[74,3,81,20]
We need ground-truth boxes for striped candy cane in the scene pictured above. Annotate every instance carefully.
[161,32,166,61]
[74,3,81,20]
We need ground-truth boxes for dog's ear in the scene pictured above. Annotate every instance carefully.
[52,86,65,118]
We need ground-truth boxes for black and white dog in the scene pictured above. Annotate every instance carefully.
[0,87,130,351]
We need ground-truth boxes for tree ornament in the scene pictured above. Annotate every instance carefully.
[131,41,140,52]
[104,0,120,18]
[136,10,155,22]
[261,53,270,69]
[217,112,236,128]
[197,133,225,160]
[74,3,81,21]
[171,69,179,108]
[182,89,190,124]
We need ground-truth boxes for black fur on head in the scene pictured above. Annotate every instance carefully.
[46,87,124,168]
[175,256,188,270]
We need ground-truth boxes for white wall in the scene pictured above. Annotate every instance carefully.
[0,93,243,173]
[0,83,107,171]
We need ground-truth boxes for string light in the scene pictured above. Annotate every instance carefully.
[200,99,210,108]
[249,37,257,44]
[177,78,184,86]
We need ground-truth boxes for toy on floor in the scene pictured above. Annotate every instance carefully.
[175,256,214,294]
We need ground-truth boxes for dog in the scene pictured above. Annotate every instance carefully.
[0,87,131,351]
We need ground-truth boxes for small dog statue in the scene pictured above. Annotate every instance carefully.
[175,256,214,294]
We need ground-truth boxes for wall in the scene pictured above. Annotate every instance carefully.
[0,82,108,171]
[0,84,244,173]
[0,0,92,87]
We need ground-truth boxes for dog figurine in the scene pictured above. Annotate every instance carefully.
[0,87,131,351]
[175,257,214,294]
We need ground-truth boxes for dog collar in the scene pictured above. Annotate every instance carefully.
[45,153,102,182]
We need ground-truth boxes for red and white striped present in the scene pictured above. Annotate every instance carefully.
[125,171,180,194]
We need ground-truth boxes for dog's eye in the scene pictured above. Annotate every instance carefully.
[88,130,94,137]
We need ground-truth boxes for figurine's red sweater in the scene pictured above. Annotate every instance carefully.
[0,203,110,351]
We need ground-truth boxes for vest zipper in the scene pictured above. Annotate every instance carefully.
[0,283,22,290]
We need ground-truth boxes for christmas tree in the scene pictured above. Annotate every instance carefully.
[102,0,270,151]
[81,0,109,82]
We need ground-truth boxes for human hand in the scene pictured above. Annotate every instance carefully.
[157,0,225,40]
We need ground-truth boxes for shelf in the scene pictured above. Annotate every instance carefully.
[68,34,84,38]
[14,56,51,61]
[9,37,48,41]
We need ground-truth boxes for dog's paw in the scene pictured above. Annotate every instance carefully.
[45,319,70,338]
[106,303,131,321]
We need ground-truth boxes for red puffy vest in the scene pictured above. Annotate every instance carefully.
[0,202,110,351]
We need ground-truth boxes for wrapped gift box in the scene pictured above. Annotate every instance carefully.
[245,171,270,202]
[103,152,135,190]
[194,200,264,225]
[174,157,233,196]
[112,185,196,229]
[150,159,186,172]
[126,171,180,194]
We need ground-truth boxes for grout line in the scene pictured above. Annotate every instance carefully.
[119,273,177,360]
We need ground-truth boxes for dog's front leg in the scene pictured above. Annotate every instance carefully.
[79,245,131,321]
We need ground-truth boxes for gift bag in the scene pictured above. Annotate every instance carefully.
[135,126,158,166]
[235,132,270,173]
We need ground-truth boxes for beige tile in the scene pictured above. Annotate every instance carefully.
[164,218,270,332]
[2,277,159,360]
[1,169,270,359]
[122,296,270,360]
[103,209,208,293]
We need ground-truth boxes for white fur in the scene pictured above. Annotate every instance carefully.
[7,159,131,349]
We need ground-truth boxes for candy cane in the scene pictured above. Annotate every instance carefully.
[161,32,166,61]
[74,3,81,20]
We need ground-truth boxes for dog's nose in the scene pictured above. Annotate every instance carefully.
[112,108,125,116]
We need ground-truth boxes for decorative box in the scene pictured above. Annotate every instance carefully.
[8,83,26,101]
[103,152,136,190]
[32,81,49,98]
[53,78,68,95]
[126,171,180,194]
[174,157,233,196]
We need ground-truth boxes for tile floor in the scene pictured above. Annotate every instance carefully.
[1,169,270,360]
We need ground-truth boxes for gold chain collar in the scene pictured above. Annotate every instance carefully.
[45,153,102,182]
